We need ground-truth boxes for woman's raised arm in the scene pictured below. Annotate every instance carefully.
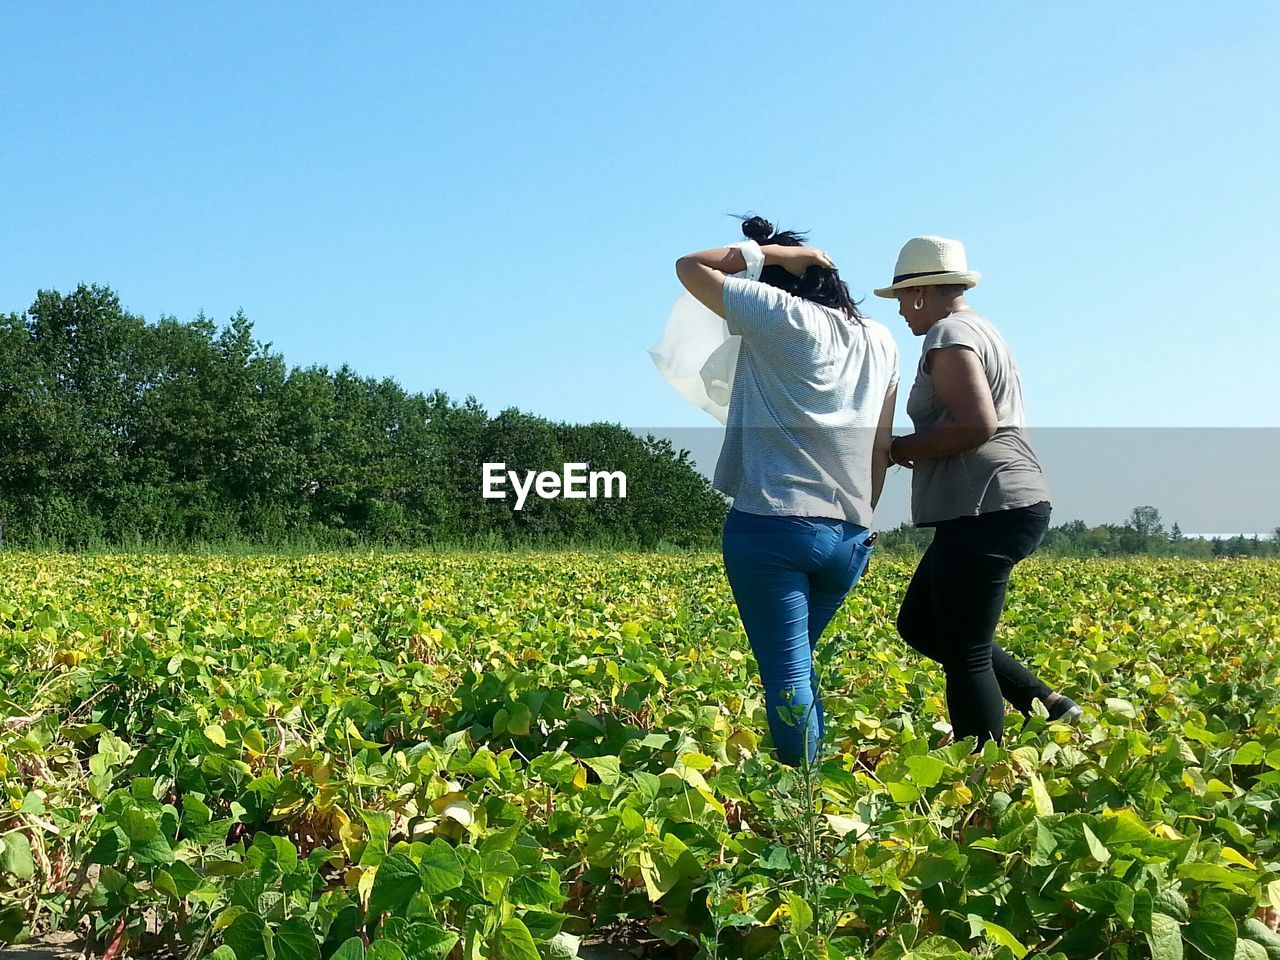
[676,244,834,317]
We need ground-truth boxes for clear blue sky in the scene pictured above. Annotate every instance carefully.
[2,2,1277,436]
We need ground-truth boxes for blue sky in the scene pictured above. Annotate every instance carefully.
[2,2,1277,440]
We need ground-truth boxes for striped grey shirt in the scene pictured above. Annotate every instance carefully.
[713,277,899,527]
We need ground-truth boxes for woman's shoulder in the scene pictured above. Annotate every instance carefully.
[925,311,998,348]
[859,316,898,349]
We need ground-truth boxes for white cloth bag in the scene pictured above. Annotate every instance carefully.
[648,242,764,424]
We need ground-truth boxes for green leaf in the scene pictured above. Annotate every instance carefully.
[966,915,1028,960]
[131,832,176,865]
[785,893,814,935]
[1185,903,1238,960]
[1083,824,1111,864]
[886,779,921,804]
[1178,862,1253,889]
[419,838,463,896]
[905,755,946,788]
[1034,819,1059,861]
[366,942,406,960]
[904,937,970,960]
[508,873,564,908]
[1155,889,1192,923]
[1231,742,1265,766]
[1,833,35,881]
[496,917,540,960]
[224,912,271,960]
[155,861,202,899]
[520,910,565,941]
[182,793,213,827]
[1106,697,1138,718]
[330,938,366,960]
[400,922,459,958]
[368,854,421,919]
[544,931,581,960]
[0,905,26,945]
[462,749,499,779]
[1239,919,1280,960]
[905,853,961,889]
[1147,913,1184,960]
[358,808,392,867]
[206,949,237,960]
[759,844,791,871]
[583,756,621,785]
[1068,881,1135,923]
[275,917,321,960]
[121,807,159,843]
[506,702,533,736]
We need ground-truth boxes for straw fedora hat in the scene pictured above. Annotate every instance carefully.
[873,236,981,298]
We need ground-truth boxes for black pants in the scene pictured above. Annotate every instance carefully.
[896,501,1053,747]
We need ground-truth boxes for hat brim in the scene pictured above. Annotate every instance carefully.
[873,271,980,298]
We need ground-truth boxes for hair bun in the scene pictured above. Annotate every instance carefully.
[741,216,774,243]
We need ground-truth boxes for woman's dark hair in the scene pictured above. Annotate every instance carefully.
[739,215,864,321]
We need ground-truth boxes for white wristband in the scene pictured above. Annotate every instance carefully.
[733,240,765,281]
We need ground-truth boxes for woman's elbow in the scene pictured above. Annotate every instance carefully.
[951,418,997,451]
[675,256,706,294]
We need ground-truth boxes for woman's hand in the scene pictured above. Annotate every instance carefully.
[888,436,915,470]
[761,245,834,277]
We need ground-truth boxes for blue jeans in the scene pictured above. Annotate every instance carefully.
[721,508,875,766]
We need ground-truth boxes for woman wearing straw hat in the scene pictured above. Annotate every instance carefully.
[876,236,1081,748]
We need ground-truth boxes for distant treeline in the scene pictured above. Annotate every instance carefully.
[878,505,1280,558]
[0,285,727,549]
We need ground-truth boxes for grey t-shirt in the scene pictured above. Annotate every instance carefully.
[713,277,899,526]
[905,310,1050,525]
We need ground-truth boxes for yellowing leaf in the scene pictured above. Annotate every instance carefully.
[357,863,377,905]
[726,727,758,759]
[204,724,228,748]
[824,814,868,838]
[1219,846,1256,869]
[1028,772,1054,816]
[244,728,267,757]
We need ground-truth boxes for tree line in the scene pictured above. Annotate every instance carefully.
[0,285,727,549]
[878,505,1280,558]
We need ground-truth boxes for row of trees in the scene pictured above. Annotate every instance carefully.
[3,285,1272,556]
[0,285,727,548]
[878,506,1280,557]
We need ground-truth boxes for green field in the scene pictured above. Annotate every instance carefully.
[1,554,1278,959]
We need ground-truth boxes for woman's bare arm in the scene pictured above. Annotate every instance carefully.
[871,382,898,509]
[891,346,997,465]
[675,244,833,318]
[674,247,749,318]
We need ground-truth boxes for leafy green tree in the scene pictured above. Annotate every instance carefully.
[0,284,726,549]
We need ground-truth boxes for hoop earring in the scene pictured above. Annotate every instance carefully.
[913,297,924,311]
